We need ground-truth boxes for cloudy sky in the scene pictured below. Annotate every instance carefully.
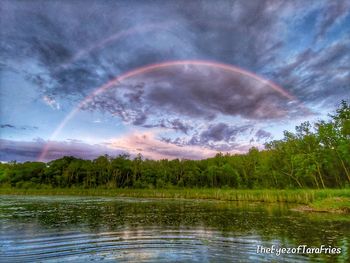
[1,0,349,162]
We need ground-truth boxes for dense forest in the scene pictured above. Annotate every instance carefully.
[1,101,349,189]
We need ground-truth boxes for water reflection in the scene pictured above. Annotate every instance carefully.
[0,195,349,262]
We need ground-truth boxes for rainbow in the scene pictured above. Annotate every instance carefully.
[38,60,300,161]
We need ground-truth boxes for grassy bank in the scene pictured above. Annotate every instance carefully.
[307,197,350,213]
[1,187,349,210]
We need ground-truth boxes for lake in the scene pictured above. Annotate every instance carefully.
[0,195,349,262]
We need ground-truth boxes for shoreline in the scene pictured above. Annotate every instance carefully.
[1,187,349,213]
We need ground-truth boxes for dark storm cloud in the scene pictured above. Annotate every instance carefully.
[1,0,348,108]
[197,123,250,143]
[1,0,197,98]
[255,129,272,141]
[0,138,125,162]
[142,119,192,134]
[1,0,350,162]
[85,65,298,127]
[168,119,192,134]
[132,114,148,126]
[187,123,252,151]
[274,39,350,102]
[162,123,253,151]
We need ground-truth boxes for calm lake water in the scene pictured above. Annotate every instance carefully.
[0,195,349,262]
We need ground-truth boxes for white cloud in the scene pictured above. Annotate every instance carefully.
[43,95,60,110]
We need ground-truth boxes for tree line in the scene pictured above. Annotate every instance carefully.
[0,101,349,189]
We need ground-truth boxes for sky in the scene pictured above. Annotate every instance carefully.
[0,0,349,162]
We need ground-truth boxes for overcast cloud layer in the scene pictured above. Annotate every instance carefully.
[0,0,349,161]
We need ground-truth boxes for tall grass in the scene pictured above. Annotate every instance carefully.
[1,187,349,204]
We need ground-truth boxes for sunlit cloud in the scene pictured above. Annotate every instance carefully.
[107,131,221,160]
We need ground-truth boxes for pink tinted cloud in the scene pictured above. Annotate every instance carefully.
[107,131,221,160]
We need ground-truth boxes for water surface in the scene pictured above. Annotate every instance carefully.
[0,195,349,262]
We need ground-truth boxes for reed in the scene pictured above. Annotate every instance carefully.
[1,187,349,205]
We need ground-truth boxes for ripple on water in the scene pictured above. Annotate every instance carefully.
[1,228,309,263]
[0,195,347,262]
